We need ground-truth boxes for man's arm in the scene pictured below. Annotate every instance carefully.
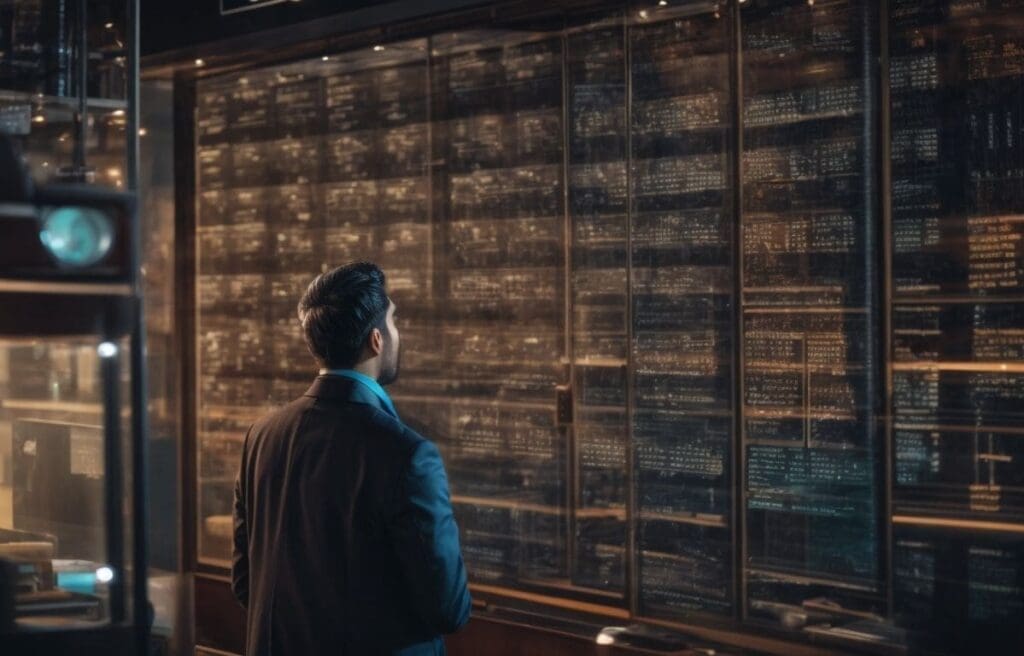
[391,439,472,634]
[231,433,250,609]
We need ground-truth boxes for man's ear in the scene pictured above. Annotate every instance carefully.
[367,327,383,357]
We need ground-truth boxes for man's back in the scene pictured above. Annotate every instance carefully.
[232,375,472,656]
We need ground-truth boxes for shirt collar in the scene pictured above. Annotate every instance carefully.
[318,368,398,419]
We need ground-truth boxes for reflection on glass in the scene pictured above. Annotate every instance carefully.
[631,3,735,618]
[889,1,1024,651]
[569,17,629,597]
[739,0,882,630]
[0,337,126,629]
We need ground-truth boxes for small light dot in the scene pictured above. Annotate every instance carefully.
[138,127,147,136]
[104,22,114,29]
[112,109,125,117]
[195,58,205,67]
[97,342,118,358]
[322,56,329,61]
[373,45,385,52]
[639,9,649,19]
[658,0,668,5]
[96,566,114,583]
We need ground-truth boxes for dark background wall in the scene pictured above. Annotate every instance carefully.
[141,0,489,56]
[142,1,374,55]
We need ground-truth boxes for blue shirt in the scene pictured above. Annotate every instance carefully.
[319,368,399,419]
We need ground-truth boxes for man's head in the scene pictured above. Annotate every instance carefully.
[297,262,400,385]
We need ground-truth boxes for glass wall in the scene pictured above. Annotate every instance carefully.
[190,1,1024,651]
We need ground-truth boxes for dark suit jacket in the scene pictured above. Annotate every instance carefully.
[232,375,472,655]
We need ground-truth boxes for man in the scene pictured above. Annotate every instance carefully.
[232,262,471,655]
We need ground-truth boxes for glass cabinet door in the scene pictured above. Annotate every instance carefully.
[429,30,571,591]
[0,335,130,629]
[738,0,884,628]
[628,2,736,620]
[889,1,1024,651]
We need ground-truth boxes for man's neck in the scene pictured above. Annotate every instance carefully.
[347,361,380,382]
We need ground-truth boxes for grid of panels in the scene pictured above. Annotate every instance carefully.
[191,2,1024,650]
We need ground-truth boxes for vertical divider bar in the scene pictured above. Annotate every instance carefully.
[623,8,638,619]
[126,0,151,649]
[860,0,887,610]
[73,0,87,172]
[730,0,746,622]
[173,74,199,575]
[878,0,895,617]
[102,338,126,624]
[560,28,578,584]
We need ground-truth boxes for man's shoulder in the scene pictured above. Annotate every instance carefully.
[249,394,429,451]
[363,405,431,453]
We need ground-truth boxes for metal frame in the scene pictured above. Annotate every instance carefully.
[622,4,638,619]
[877,0,895,619]
[728,0,746,625]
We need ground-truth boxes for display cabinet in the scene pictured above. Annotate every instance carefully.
[175,1,1024,653]
[2,1,182,652]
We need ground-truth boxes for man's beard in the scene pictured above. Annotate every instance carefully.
[378,334,401,386]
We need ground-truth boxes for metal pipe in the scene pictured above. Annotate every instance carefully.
[73,0,87,172]
[126,0,151,651]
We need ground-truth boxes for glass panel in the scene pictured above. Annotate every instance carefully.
[739,0,883,629]
[568,13,629,598]
[889,1,1024,651]
[430,30,569,590]
[629,1,735,619]
[140,76,185,651]
[0,336,128,628]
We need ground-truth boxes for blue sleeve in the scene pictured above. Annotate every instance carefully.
[391,439,472,634]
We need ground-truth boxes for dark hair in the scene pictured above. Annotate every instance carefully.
[297,262,389,369]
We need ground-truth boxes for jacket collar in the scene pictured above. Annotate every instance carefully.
[304,375,385,413]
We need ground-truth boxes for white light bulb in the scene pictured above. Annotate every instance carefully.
[97,342,118,358]
[96,566,114,583]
